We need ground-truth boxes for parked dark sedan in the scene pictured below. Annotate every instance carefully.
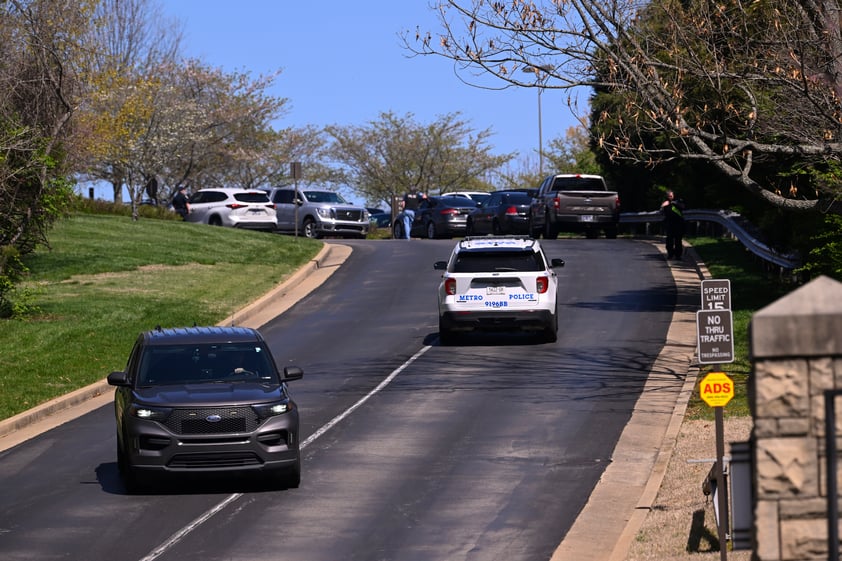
[393,195,478,239]
[369,211,393,228]
[466,191,534,235]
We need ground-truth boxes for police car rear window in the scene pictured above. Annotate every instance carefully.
[452,251,544,273]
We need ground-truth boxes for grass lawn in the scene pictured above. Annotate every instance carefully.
[684,236,795,420]
[0,213,322,420]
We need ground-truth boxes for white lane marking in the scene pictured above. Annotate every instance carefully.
[138,344,432,561]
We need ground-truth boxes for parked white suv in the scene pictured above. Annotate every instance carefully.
[186,188,276,231]
[434,236,564,344]
[263,187,370,239]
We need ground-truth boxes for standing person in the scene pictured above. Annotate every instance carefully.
[172,185,190,220]
[661,190,686,259]
[401,190,424,239]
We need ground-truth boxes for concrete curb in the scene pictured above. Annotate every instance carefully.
[607,244,712,561]
[0,380,113,440]
[0,242,351,452]
[218,243,351,329]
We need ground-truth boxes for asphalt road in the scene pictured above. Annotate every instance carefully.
[0,237,696,561]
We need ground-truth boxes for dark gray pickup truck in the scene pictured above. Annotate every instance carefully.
[528,173,620,239]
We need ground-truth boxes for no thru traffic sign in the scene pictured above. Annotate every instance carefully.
[696,309,734,364]
[700,372,734,407]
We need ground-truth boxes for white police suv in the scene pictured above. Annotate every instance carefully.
[433,236,564,344]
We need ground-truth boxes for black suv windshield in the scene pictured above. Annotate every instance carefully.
[137,343,277,386]
[452,251,545,273]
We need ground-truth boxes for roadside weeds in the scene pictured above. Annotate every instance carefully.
[624,416,752,561]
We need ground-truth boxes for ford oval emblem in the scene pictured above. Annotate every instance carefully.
[206,414,222,423]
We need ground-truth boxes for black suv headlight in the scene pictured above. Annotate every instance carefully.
[129,404,172,421]
[252,400,294,419]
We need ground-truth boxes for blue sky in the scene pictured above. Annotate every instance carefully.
[87,1,582,201]
[163,1,579,156]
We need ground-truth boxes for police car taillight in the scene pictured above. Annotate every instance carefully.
[444,278,457,295]
[536,276,549,294]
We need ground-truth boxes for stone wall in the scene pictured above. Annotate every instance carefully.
[750,275,842,560]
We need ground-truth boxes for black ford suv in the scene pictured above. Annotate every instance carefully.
[107,326,304,491]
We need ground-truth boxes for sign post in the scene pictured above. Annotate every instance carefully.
[697,278,735,561]
[700,372,734,561]
[291,162,302,238]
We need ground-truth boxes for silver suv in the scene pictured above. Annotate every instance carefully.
[263,187,370,239]
[434,236,564,344]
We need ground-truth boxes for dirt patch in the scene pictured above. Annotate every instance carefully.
[625,416,753,561]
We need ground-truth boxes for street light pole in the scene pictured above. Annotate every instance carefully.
[537,86,544,177]
[523,66,550,178]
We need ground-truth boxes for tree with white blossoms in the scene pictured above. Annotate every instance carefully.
[325,111,513,208]
[78,0,319,215]
[82,55,295,218]
[76,0,183,205]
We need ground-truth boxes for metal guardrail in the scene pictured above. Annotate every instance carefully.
[620,209,801,270]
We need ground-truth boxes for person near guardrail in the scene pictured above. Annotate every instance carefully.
[661,190,686,259]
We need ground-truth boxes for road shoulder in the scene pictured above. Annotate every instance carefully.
[551,242,705,561]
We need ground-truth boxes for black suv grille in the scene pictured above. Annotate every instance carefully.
[168,452,263,469]
[164,407,260,435]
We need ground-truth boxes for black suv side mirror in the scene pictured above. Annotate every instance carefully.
[107,371,130,386]
[283,366,304,381]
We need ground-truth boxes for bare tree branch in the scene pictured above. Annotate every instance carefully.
[406,0,842,213]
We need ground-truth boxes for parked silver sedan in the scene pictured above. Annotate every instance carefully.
[186,188,277,231]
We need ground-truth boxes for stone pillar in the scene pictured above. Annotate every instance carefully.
[750,275,842,560]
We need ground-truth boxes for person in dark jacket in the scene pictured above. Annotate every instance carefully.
[399,190,425,239]
[661,190,685,259]
[172,186,190,220]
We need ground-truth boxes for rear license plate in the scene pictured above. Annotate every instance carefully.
[486,286,505,295]
[580,215,594,222]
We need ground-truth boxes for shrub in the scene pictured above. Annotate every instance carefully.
[797,213,842,281]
